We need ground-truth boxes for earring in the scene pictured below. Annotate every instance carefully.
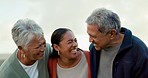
[58,51,60,55]
[21,53,26,58]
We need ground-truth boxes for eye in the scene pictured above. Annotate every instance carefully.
[90,35,97,39]
[35,42,46,49]
[74,38,77,42]
[35,46,40,49]
[67,38,77,44]
[67,41,73,44]
[89,34,97,38]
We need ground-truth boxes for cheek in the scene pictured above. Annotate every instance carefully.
[60,46,70,54]
[94,38,107,45]
[62,44,70,48]
[101,38,110,45]
[94,38,101,43]
[29,50,39,56]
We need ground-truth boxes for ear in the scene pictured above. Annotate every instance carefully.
[109,29,117,39]
[18,46,25,54]
[53,44,59,52]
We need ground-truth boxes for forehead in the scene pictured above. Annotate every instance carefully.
[87,24,100,35]
[61,31,75,41]
[28,36,45,46]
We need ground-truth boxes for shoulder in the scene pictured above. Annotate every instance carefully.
[132,36,148,55]
[82,50,90,63]
[83,51,90,56]
[45,43,51,51]
[0,52,15,69]
[0,56,16,78]
[45,43,52,56]
[89,43,94,50]
[0,66,15,77]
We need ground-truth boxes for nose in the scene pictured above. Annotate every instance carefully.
[72,41,78,47]
[89,36,93,42]
[40,44,46,52]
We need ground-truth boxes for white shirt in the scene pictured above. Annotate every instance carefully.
[18,60,39,78]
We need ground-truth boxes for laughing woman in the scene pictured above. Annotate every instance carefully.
[48,28,91,78]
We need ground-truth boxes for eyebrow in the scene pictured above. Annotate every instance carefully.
[88,33,96,37]
[67,38,76,42]
[36,41,46,48]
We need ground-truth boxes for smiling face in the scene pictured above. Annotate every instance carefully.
[87,24,111,51]
[21,36,46,62]
[54,31,79,60]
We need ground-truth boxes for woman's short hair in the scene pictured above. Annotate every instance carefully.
[11,18,44,50]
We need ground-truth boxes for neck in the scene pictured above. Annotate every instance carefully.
[108,33,124,48]
[57,51,82,68]
[17,50,36,66]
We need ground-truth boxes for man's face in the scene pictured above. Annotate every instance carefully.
[87,24,111,50]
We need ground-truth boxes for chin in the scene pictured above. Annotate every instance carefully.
[95,47,101,51]
[38,56,44,60]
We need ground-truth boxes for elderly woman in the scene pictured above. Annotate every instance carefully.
[48,28,91,78]
[0,18,52,78]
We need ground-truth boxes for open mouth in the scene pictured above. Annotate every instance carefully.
[71,49,77,53]
[37,52,44,57]
[71,48,79,55]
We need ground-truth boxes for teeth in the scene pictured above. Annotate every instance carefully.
[39,52,44,56]
[71,49,77,53]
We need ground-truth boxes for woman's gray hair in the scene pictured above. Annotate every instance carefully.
[11,18,44,50]
[86,8,121,33]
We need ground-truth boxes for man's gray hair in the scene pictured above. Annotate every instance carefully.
[86,8,121,33]
[11,18,44,50]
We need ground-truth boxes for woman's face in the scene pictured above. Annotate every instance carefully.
[23,36,46,61]
[56,31,79,60]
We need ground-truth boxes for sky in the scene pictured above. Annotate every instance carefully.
[0,0,148,54]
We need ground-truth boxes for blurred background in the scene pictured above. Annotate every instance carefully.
[0,0,148,65]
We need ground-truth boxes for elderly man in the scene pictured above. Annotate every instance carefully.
[86,8,148,78]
